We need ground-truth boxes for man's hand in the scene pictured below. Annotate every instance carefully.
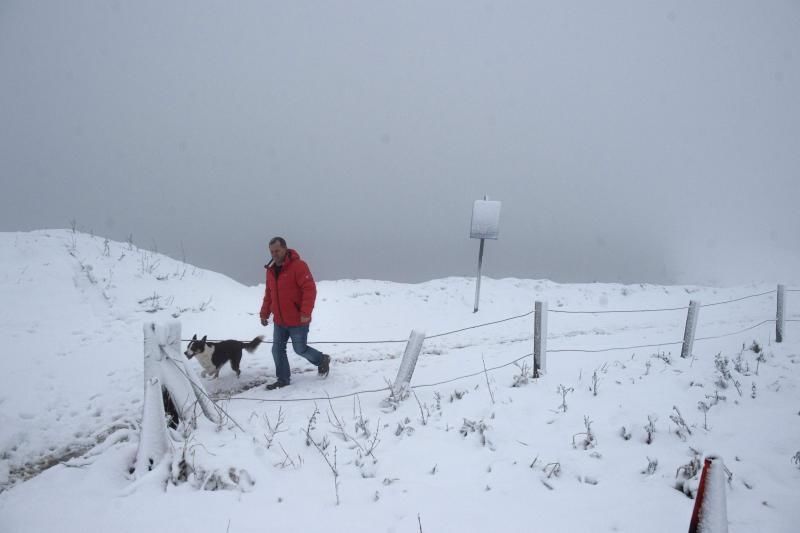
[260,317,269,326]
[300,315,310,324]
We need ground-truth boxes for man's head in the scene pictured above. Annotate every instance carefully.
[269,236,288,265]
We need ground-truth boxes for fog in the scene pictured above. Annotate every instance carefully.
[1,1,798,287]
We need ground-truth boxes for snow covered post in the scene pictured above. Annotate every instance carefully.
[133,377,170,477]
[470,197,501,313]
[142,321,221,426]
[688,455,729,533]
[776,284,785,343]
[391,329,426,399]
[681,300,700,359]
[533,300,548,377]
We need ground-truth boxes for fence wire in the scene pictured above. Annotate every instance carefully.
[184,309,534,344]
[173,306,781,407]
[699,290,775,308]
[230,353,533,403]
[549,305,688,315]
[549,340,683,354]
[163,285,790,409]
[695,319,774,341]
[184,290,777,344]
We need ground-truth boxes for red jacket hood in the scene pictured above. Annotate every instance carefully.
[265,249,302,271]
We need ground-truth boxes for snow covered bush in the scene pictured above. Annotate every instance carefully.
[460,418,493,449]
[674,449,702,498]
[572,416,596,450]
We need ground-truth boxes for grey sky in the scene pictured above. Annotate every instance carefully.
[1,1,798,287]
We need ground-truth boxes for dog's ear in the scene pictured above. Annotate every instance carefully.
[192,334,197,340]
[201,335,207,343]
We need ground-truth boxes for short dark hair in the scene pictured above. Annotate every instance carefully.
[269,236,287,248]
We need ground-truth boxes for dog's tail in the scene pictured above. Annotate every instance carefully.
[244,335,265,353]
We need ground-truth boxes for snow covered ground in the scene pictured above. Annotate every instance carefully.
[0,230,798,532]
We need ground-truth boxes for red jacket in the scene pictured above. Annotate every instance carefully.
[259,249,317,327]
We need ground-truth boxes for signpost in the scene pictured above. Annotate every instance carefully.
[470,197,501,312]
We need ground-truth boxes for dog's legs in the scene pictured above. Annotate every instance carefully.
[232,353,242,378]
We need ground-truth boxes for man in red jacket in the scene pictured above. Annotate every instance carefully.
[260,237,331,390]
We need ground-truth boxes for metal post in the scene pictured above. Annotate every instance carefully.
[688,455,729,533]
[681,300,700,359]
[473,238,485,313]
[776,284,785,343]
[534,301,548,377]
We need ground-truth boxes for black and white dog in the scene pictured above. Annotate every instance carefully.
[184,335,264,378]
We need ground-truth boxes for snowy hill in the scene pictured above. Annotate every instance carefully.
[0,230,798,532]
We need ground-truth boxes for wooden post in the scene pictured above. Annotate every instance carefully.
[681,300,700,359]
[534,301,548,377]
[134,377,170,477]
[143,321,221,426]
[776,284,785,343]
[392,329,426,399]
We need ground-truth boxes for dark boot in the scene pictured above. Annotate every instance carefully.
[318,354,331,377]
[265,381,288,390]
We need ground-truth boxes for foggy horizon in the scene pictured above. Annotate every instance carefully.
[2,1,798,287]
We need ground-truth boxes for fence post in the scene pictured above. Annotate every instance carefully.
[534,301,548,377]
[681,300,700,359]
[143,321,221,426]
[391,329,426,400]
[776,284,785,343]
[134,377,170,477]
[688,455,729,533]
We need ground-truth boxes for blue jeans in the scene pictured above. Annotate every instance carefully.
[272,324,324,385]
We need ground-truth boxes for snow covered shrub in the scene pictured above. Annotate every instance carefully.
[793,452,800,468]
[511,360,530,387]
[590,370,600,396]
[644,415,657,444]
[260,407,287,449]
[449,389,468,402]
[669,406,692,441]
[572,416,596,450]
[619,426,632,440]
[697,401,711,430]
[395,417,415,437]
[196,467,255,492]
[381,379,404,411]
[556,384,574,412]
[460,418,493,449]
[412,392,430,425]
[642,457,658,476]
[733,352,751,375]
[540,462,561,490]
[748,340,762,354]
[674,449,702,498]
[755,350,767,375]
[714,353,732,389]
[705,389,726,406]
[651,350,672,365]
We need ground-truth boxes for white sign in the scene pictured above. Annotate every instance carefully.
[470,200,501,240]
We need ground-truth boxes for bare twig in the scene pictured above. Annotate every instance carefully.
[482,354,495,404]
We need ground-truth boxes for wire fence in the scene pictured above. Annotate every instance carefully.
[184,289,777,344]
[166,287,791,406]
